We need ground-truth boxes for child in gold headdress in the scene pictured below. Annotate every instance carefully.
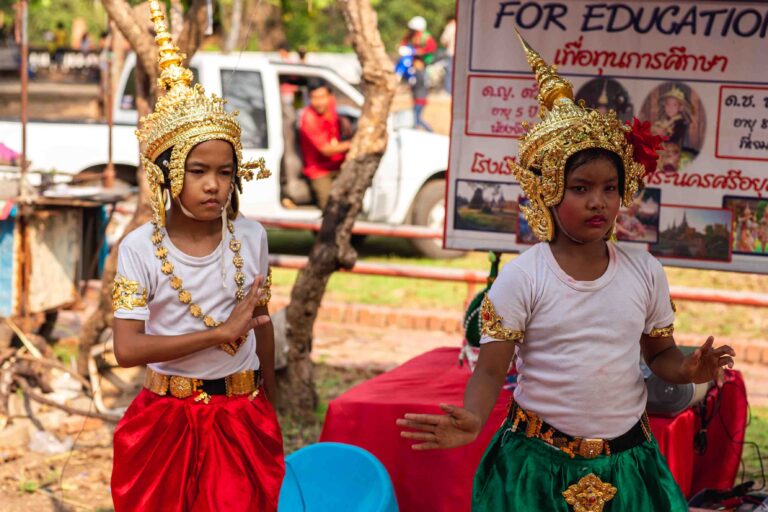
[398,34,735,511]
[109,3,283,510]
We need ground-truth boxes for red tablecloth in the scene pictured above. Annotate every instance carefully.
[320,347,747,512]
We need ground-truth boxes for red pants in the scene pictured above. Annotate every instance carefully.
[111,388,284,511]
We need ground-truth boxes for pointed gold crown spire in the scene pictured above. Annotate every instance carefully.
[515,29,573,111]
[137,1,270,227]
[149,0,193,91]
[508,32,646,242]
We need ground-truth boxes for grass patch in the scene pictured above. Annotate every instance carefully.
[744,406,768,487]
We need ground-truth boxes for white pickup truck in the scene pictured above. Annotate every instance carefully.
[0,53,452,257]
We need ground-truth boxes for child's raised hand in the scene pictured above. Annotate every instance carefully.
[397,404,482,450]
[219,276,267,341]
[680,336,735,387]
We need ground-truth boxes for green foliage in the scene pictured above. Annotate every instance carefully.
[2,0,455,54]
[0,0,108,47]
[274,0,455,53]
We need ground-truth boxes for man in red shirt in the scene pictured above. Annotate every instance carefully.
[298,80,351,209]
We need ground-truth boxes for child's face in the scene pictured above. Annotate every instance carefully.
[554,158,621,242]
[663,97,682,117]
[179,139,235,221]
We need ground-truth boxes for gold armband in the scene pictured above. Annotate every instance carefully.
[648,324,674,338]
[112,275,148,312]
[480,294,524,343]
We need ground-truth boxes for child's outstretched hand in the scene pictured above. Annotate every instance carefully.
[397,404,482,450]
[219,276,268,341]
[679,336,735,387]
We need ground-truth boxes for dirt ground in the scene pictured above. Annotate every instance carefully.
[0,287,458,512]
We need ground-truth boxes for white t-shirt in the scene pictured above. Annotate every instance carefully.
[480,242,675,439]
[113,216,269,379]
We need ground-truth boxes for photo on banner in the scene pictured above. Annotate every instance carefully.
[650,205,732,262]
[723,195,768,255]
[639,82,706,174]
[616,188,662,244]
[454,180,521,234]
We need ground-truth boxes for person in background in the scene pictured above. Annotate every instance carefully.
[401,16,437,64]
[410,56,432,132]
[298,79,350,209]
[440,15,456,94]
[53,22,68,70]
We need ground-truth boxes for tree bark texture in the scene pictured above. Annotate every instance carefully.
[279,0,396,415]
[223,0,244,53]
[246,1,286,51]
[78,1,208,376]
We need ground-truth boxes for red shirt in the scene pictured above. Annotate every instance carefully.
[298,102,346,179]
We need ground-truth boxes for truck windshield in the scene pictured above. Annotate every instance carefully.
[220,69,269,149]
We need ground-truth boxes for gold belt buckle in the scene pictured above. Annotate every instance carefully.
[578,438,605,459]
[169,376,195,399]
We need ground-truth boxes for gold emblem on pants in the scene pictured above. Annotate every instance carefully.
[562,473,617,512]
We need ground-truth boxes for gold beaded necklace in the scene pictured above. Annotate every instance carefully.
[151,220,246,356]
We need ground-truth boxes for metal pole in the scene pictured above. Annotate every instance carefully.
[18,0,29,200]
[103,22,115,188]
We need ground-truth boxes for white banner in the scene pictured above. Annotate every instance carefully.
[446,0,768,274]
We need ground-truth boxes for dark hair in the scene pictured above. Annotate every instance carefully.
[153,142,238,190]
[564,148,625,195]
[413,55,425,64]
[307,78,330,94]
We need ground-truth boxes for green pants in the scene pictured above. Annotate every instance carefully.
[473,421,688,511]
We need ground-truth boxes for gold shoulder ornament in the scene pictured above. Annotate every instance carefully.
[480,294,524,343]
[112,275,148,312]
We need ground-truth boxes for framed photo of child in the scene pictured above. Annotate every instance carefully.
[615,188,661,244]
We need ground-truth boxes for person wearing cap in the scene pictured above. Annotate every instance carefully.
[401,15,438,65]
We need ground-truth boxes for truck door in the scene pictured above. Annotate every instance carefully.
[214,62,283,218]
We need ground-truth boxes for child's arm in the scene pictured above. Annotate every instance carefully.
[641,335,735,387]
[252,304,277,405]
[397,341,516,450]
[113,282,265,368]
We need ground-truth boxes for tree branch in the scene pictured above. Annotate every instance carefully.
[101,0,157,82]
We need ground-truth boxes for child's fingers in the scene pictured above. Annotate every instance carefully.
[711,345,735,358]
[403,413,442,425]
[411,442,440,451]
[397,418,437,432]
[700,336,715,352]
[400,431,436,441]
[717,355,734,369]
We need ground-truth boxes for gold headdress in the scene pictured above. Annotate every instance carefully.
[510,32,653,242]
[137,0,270,227]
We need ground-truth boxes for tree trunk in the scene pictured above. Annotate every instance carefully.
[278,0,396,416]
[246,1,285,51]
[170,0,184,40]
[223,0,244,53]
[78,0,209,376]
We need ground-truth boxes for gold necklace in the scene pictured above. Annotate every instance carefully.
[151,220,246,356]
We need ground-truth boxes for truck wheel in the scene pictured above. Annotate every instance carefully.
[410,180,465,259]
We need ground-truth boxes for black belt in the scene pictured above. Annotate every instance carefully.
[506,401,652,458]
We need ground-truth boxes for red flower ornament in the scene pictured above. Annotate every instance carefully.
[624,118,666,176]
